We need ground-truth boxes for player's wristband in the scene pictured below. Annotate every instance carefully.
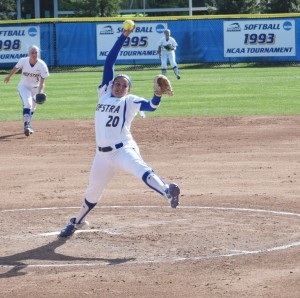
[151,95,161,108]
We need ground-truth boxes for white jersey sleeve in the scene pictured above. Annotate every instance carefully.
[158,37,165,47]
[169,37,178,49]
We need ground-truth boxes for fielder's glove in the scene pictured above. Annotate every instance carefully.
[34,93,47,104]
[164,44,173,51]
[153,75,174,96]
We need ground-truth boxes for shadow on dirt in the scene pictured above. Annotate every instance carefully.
[0,238,135,278]
[0,133,25,141]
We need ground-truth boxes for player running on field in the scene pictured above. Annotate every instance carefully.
[59,25,181,238]
[3,45,49,136]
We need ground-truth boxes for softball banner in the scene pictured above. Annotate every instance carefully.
[0,26,40,63]
[2,16,300,67]
[96,23,167,61]
[223,20,296,57]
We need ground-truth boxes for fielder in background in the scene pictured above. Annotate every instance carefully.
[157,29,180,79]
[3,45,49,136]
[59,25,181,238]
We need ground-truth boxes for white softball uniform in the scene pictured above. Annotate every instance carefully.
[85,83,153,203]
[58,33,180,233]
[158,36,178,69]
[16,57,49,110]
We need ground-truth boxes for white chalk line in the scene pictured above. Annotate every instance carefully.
[37,229,120,237]
[0,206,300,269]
[1,240,300,269]
[2,205,300,218]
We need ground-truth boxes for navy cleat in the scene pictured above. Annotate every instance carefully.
[58,218,77,238]
[168,183,180,208]
[58,217,89,238]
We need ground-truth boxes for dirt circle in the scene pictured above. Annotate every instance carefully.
[1,116,300,298]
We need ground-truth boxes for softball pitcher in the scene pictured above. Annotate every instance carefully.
[4,45,49,136]
[59,26,180,238]
[157,29,180,79]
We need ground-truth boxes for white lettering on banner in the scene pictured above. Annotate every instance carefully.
[96,23,167,61]
[0,26,40,64]
[224,20,295,57]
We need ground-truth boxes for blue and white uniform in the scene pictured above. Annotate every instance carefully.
[16,57,49,120]
[58,32,181,237]
[85,33,168,205]
[157,30,180,79]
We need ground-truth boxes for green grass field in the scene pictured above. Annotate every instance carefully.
[1,66,299,121]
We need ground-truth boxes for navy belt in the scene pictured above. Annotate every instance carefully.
[98,142,123,152]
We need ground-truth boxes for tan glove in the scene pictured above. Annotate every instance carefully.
[153,75,174,96]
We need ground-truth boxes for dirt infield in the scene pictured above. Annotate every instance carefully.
[0,116,300,298]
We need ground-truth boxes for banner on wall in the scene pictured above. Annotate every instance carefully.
[0,26,40,63]
[224,20,296,57]
[96,23,167,60]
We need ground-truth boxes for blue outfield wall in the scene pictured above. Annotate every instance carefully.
[0,15,299,67]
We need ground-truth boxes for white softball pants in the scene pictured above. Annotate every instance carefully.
[86,142,154,203]
[160,50,177,69]
[18,83,38,111]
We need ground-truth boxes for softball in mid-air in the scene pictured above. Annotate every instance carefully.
[123,20,135,30]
